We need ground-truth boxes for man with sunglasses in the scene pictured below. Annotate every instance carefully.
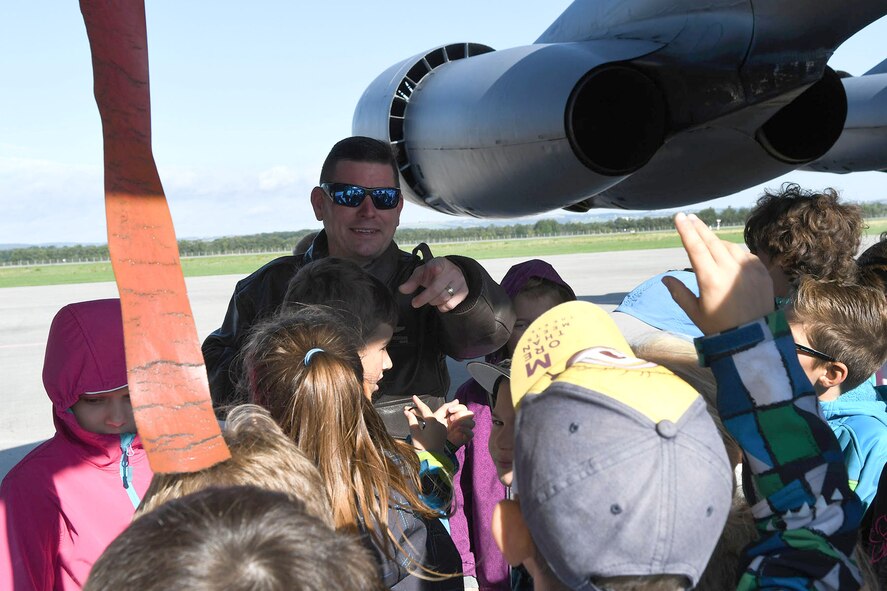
[202,136,513,436]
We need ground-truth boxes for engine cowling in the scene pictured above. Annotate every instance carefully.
[353,40,666,217]
[804,71,887,173]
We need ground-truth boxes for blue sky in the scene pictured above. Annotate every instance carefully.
[1,2,886,245]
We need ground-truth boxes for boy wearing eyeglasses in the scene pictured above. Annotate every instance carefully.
[786,275,887,509]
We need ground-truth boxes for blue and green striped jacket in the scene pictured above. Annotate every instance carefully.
[697,309,863,590]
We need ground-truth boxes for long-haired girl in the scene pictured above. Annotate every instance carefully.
[241,306,463,590]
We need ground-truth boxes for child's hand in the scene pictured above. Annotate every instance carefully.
[663,213,775,335]
[404,396,448,452]
[442,399,475,449]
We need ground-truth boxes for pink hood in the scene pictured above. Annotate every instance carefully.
[44,298,128,412]
[43,298,141,467]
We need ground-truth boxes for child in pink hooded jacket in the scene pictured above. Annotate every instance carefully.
[0,298,152,590]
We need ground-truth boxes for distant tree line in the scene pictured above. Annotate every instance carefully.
[0,231,314,266]
[393,205,751,244]
[4,201,887,266]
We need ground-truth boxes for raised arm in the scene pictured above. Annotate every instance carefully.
[666,213,863,590]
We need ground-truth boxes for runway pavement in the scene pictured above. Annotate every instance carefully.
[2,237,877,479]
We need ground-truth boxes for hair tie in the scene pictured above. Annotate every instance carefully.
[304,348,324,366]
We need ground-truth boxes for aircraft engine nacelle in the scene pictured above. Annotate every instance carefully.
[353,41,667,217]
[804,71,887,174]
[573,66,849,210]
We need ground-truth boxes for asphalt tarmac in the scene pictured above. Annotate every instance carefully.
[2,238,877,479]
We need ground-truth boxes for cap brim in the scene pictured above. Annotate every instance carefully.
[614,270,703,338]
[467,361,509,393]
[510,301,632,409]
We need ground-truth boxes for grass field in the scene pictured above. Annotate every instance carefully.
[2,220,885,289]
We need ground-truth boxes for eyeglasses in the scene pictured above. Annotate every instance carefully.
[795,342,838,363]
[319,183,401,210]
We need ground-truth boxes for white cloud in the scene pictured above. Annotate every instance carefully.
[4,152,885,247]
[257,166,299,191]
[0,156,105,243]
[0,157,328,244]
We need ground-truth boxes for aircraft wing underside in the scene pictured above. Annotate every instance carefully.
[353,0,887,216]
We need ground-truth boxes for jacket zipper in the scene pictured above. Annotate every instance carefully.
[119,432,141,509]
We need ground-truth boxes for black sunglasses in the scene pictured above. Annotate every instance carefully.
[795,342,838,363]
[319,182,401,210]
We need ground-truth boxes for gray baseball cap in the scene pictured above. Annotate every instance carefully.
[510,302,733,589]
[467,358,511,395]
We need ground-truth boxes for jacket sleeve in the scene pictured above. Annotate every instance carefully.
[416,448,456,513]
[201,281,255,408]
[463,394,511,590]
[830,419,887,511]
[202,257,299,408]
[0,478,57,591]
[437,254,514,360]
[372,502,463,589]
[696,310,863,590]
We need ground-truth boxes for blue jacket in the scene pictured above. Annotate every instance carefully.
[820,380,887,510]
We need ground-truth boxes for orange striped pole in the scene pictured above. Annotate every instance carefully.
[80,0,230,472]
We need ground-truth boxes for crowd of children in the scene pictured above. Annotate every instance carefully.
[2,182,887,590]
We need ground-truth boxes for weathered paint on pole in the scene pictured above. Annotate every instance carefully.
[80,0,230,472]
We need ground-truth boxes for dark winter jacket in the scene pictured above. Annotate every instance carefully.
[202,230,514,437]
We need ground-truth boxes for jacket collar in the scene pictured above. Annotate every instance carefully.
[54,410,142,469]
[306,230,409,286]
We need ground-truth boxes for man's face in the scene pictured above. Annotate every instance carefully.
[359,324,394,399]
[310,160,403,265]
[70,386,137,434]
[489,379,515,487]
